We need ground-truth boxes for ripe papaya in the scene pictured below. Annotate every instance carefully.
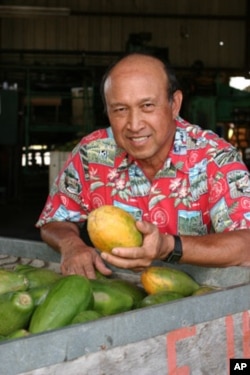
[71,310,102,325]
[0,270,29,295]
[15,266,62,289]
[89,279,134,316]
[139,291,184,308]
[141,266,200,296]
[87,205,142,253]
[0,291,34,336]
[29,275,94,334]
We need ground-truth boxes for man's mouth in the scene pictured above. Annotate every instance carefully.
[130,136,149,143]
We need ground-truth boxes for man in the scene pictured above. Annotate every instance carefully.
[37,52,250,278]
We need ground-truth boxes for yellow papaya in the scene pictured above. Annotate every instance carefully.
[141,266,200,296]
[87,205,142,253]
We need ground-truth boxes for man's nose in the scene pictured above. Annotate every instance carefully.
[126,109,143,131]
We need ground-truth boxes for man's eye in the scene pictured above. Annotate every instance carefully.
[114,107,126,113]
[143,103,154,110]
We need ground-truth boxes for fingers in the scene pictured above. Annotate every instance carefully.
[100,250,150,270]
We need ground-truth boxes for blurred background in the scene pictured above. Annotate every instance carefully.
[0,0,250,240]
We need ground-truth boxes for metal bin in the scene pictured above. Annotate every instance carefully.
[0,236,250,375]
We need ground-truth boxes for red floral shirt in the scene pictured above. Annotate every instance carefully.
[37,117,250,235]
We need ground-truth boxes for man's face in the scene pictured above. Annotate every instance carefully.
[104,55,182,169]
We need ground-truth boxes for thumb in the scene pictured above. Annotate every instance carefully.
[136,220,155,235]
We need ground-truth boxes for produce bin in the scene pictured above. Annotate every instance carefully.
[0,236,250,375]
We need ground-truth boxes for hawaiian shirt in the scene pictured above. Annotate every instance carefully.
[36,116,250,235]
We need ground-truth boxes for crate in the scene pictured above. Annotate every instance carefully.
[0,236,250,375]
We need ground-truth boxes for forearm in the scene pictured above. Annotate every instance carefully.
[40,221,88,255]
[174,229,250,267]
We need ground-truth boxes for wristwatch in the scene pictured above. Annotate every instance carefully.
[164,235,183,263]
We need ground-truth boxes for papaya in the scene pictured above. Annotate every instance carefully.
[192,285,221,296]
[0,270,29,295]
[0,291,34,336]
[89,279,134,316]
[28,286,50,307]
[14,264,36,273]
[141,266,200,296]
[87,205,142,253]
[29,275,94,334]
[7,329,30,340]
[139,291,184,308]
[15,267,62,289]
[108,279,147,308]
[71,310,102,325]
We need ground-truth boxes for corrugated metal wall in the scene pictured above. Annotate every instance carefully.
[0,0,247,69]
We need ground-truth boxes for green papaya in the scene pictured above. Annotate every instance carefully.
[139,291,184,308]
[71,310,102,325]
[28,286,50,307]
[16,267,62,289]
[108,278,147,308]
[0,291,34,336]
[7,329,30,340]
[14,264,36,273]
[192,285,221,296]
[29,275,94,334]
[0,270,29,295]
[89,279,134,316]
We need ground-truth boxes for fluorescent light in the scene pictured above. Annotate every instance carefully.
[230,77,250,91]
[0,6,70,17]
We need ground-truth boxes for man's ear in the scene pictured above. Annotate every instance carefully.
[172,90,183,118]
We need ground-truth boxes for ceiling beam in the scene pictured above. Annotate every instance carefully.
[70,10,245,21]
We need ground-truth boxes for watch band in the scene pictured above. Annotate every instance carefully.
[164,235,183,263]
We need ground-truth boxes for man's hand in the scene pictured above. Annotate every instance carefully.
[60,243,112,279]
[100,220,174,272]
[40,221,112,279]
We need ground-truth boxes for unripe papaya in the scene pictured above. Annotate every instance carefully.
[87,205,142,253]
[71,310,102,325]
[28,286,50,307]
[29,275,94,333]
[192,285,221,296]
[139,291,184,308]
[15,266,62,289]
[89,279,134,316]
[0,291,34,336]
[141,266,200,296]
[0,270,29,295]
[108,279,147,308]
[7,329,30,340]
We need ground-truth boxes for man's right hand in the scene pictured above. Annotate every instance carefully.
[40,221,112,279]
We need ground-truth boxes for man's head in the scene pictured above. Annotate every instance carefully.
[101,52,183,175]
[101,52,181,112]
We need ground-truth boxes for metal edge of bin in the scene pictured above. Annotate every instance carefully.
[1,236,250,374]
[1,284,250,375]
[0,236,61,263]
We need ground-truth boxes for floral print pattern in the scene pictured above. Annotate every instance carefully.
[37,117,250,236]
